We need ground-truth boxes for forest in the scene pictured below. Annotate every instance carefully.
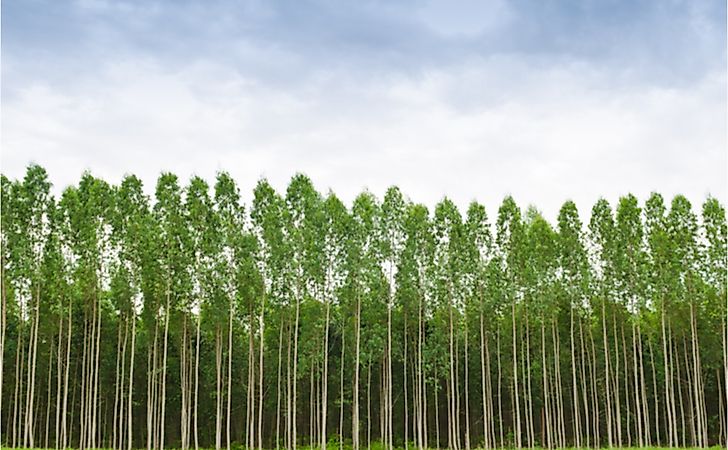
[0,164,726,450]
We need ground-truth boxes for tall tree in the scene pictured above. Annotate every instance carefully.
[380,187,406,450]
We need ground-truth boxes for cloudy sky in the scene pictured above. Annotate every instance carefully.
[2,0,726,220]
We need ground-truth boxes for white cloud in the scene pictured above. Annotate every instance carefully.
[2,56,725,222]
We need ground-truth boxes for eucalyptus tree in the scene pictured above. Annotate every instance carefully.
[0,175,22,447]
[107,261,134,450]
[185,175,218,449]
[251,179,290,449]
[644,192,677,447]
[358,253,387,450]
[59,173,115,450]
[285,174,323,449]
[345,191,383,450]
[54,183,79,450]
[700,197,727,448]
[495,197,524,448]
[666,196,706,446]
[613,195,649,447]
[151,173,191,450]
[523,208,561,448]
[379,187,406,450]
[8,165,53,448]
[397,203,432,450]
[432,198,467,450]
[112,175,154,450]
[463,201,494,449]
[318,192,349,450]
[216,172,264,450]
[290,183,327,448]
[32,189,68,450]
[588,198,619,447]
[555,201,590,448]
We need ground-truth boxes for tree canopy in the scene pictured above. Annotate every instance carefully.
[1,165,726,449]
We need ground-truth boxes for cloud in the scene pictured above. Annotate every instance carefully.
[2,52,724,221]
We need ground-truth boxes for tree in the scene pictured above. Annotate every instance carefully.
[496,197,524,449]
[556,201,589,448]
[379,187,406,450]
[346,192,382,450]
[398,203,432,450]
[1,165,726,449]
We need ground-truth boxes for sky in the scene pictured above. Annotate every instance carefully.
[2,0,726,221]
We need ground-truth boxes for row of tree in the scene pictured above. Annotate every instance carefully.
[1,165,726,449]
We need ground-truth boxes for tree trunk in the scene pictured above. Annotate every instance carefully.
[339,321,346,450]
[603,299,613,448]
[353,292,361,450]
[227,297,233,450]
[322,294,330,450]
[258,295,266,450]
[128,312,137,450]
[512,303,521,449]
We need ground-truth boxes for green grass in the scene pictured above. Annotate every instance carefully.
[6,446,725,450]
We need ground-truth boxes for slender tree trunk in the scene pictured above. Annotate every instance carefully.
[463,321,470,450]
[603,299,613,448]
[114,322,123,450]
[25,287,40,448]
[638,324,651,446]
[55,308,63,450]
[367,362,372,450]
[353,292,361,450]
[480,308,489,449]
[512,303,521,449]
[689,301,706,447]
[497,326,504,448]
[62,296,72,450]
[435,378,440,449]
[227,297,233,450]
[276,317,283,450]
[724,300,728,450]
[387,263,394,450]
[589,325,601,446]
[0,256,5,447]
[258,295,266,450]
[322,294,331,450]
[93,297,102,449]
[294,292,301,450]
[525,311,534,448]
[13,328,25,449]
[648,336,660,446]
[128,312,137,450]
[216,326,222,450]
[613,316,622,446]
[541,323,551,449]
[448,298,456,450]
[44,337,53,450]
[622,324,631,447]
[632,321,643,447]
[160,294,170,450]
[181,316,187,450]
[570,307,581,449]
[339,321,346,450]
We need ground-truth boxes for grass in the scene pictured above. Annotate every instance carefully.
[5,446,725,450]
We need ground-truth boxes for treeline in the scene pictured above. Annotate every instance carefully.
[1,165,726,450]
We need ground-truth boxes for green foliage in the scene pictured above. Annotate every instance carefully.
[1,165,726,449]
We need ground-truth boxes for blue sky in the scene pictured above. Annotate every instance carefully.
[2,0,726,219]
